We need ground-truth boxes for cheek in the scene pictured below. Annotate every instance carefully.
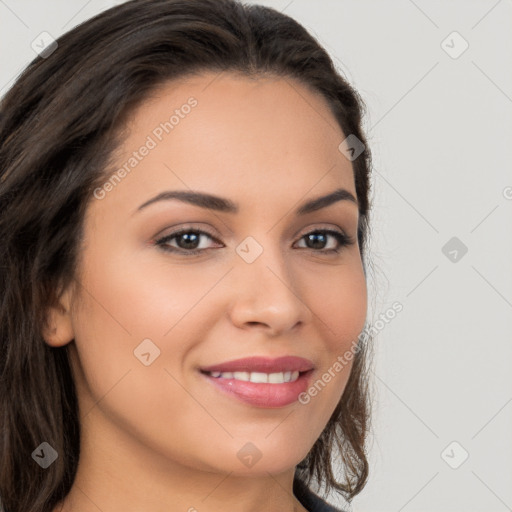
[69,249,219,462]
[311,259,368,351]
[69,241,227,416]
[73,241,206,347]
[298,260,367,419]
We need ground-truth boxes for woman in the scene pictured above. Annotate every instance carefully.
[0,0,375,511]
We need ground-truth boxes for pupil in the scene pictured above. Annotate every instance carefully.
[307,233,325,249]
[180,233,199,249]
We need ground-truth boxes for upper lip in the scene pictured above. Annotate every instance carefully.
[200,356,314,374]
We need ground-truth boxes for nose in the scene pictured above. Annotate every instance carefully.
[227,244,312,336]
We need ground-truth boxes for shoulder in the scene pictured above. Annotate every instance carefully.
[293,477,348,512]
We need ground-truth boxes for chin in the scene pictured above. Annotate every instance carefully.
[209,441,312,477]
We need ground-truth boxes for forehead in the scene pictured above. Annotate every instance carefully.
[123,70,346,156]
[95,71,356,216]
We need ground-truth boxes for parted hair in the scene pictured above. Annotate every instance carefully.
[0,1,374,510]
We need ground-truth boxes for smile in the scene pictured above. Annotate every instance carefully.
[204,370,300,383]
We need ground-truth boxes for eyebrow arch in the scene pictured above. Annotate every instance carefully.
[135,187,358,215]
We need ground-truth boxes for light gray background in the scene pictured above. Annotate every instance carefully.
[1,1,511,511]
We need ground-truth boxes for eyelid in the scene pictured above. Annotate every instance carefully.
[154,223,222,240]
[153,223,224,251]
[294,223,347,238]
[153,222,355,255]
[156,222,350,241]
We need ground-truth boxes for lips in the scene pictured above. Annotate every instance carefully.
[199,356,315,408]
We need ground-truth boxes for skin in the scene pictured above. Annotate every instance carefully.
[44,71,368,512]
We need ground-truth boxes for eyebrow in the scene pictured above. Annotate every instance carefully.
[135,187,358,215]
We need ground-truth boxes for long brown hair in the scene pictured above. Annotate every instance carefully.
[0,1,374,510]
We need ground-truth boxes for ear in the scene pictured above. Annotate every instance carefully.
[42,284,75,347]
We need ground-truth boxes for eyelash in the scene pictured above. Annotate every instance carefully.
[154,226,355,256]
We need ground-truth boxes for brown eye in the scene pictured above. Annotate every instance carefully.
[155,227,354,257]
[295,229,354,253]
[155,228,222,255]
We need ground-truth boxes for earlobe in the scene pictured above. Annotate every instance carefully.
[42,287,75,347]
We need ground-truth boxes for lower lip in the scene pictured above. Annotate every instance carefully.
[201,371,312,408]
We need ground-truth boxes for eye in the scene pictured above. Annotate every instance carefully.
[155,227,222,255]
[154,226,355,256]
[294,229,355,254]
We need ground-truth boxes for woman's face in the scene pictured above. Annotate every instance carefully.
[53,71,367,477]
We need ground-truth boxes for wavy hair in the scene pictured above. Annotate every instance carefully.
[0,1,374,510]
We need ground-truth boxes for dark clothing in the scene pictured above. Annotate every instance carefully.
[293,477,346,512]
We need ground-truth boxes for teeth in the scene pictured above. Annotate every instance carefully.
[233,371,250,381]
[269,371,285,383]
[208,370,300,383]
[250,372,268,383]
